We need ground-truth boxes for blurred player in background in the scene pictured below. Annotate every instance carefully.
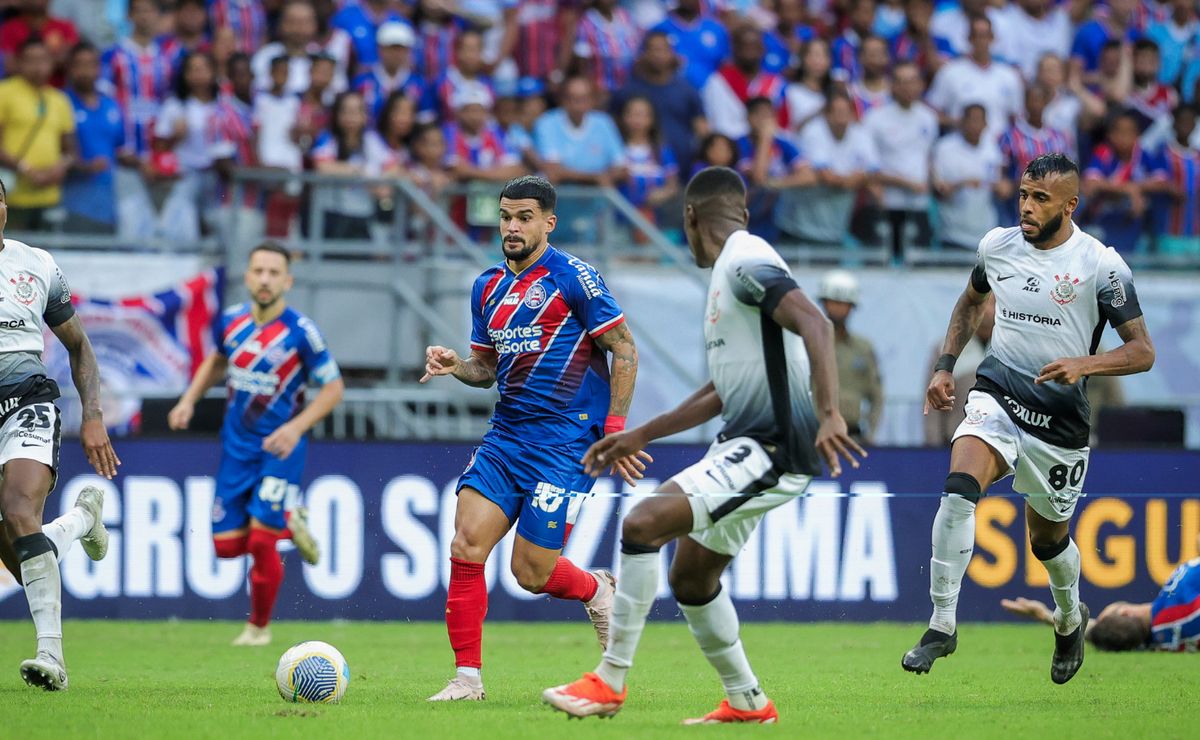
[542,166,864,724]
[0,177,120,691]
[420,175,646,702]
[902,153,1155,683]
[168,242,344,647]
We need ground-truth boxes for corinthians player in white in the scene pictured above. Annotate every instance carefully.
[0,178,121,690]
[543,166,864,724]
[901,153,1155,683]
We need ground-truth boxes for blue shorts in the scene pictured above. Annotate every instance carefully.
[212,435,308,534]
[457,430,598,550]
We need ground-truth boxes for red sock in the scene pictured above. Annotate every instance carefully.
[247,529,284,628]
[538,557,599,602]
[214,535,249,559]
[446,558,488,669]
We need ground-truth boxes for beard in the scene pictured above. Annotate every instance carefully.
[1027,212,1063,245]
[253,289,281,310]
[502,237,539,262]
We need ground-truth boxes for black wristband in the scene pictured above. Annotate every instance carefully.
[934,353,957,373]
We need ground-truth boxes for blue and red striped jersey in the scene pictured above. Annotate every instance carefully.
[1152,557,1200,651]
[213,304,341,444]
[1161,141,1200,237]
[469,247,624,445]
[101,36,180,156]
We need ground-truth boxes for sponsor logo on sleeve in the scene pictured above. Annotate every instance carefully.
[1107,270,1127,308]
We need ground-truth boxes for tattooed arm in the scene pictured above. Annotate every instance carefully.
[51,315,121,479]
[420,346,499,389]
[925,274,992,414]
[593,321,637,421]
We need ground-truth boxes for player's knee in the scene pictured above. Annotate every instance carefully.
[1029,532,1070,557]
[943,472,982,504]
[621,509,668,550]
[0,502,41,537]
[449,527,491,562]
[214,535,249,559]
[510,556,552,593]
[668,568,719,606]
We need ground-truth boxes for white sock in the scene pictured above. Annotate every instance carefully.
[595,550,660,692]
[929,494,976,635]
[21,552,63,662]
[679,588,767,711]
[42,507,92,563]
[455,667,481,682]
[1041,539,1082,635]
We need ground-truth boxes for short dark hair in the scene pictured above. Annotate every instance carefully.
[500,175,557,213]
[962,103,987,121]
[1088,614,1147,652]
[685,166,746,204]
[1024,153,1079,181]
[745,96,775,116]
[18,34,46,56]
[250,241,292,266]
[68,40,98,64]
[1133,38,1160,56]
[270,54,290,69]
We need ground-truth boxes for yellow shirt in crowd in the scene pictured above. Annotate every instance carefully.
[0,76,75,209]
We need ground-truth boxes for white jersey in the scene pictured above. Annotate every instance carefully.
[0,238,76,389]
[971,224,1142,448]
[704,230,820,475]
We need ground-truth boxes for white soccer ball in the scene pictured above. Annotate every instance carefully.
[276,641,350,704]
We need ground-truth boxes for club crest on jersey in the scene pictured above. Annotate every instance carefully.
[523,281,548,310]
[707,289,721,324]
[964,407,987,426]
[9,273,37,306]
[1050,273,1080,306]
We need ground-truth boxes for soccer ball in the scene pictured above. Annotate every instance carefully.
[276,641,350,704]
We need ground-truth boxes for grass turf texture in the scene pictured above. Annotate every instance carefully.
[0,620,1190,739]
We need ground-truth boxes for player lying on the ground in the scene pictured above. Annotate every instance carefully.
[1002,545,1200,652]
[0,177,121,691]
[542,166,864,724]
[901,153,1155,684]
[420,175,649,702]
[169,242,344,647]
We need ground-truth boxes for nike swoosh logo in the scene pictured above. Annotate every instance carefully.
[20,441,42,447]
[997,275,1016,281]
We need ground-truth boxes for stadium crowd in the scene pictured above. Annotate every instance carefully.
[1,0,1199,257]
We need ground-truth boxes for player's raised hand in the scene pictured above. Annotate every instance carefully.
[167,399,193,430]
[81,418,121,480]
[609,450,655,487]
[814,412,865,478]
[1036,357,1085,385]
[582,429,648,479]
[420,345,461,383]
[924,370,956,415]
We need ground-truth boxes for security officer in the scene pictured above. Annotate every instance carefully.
[820,270,883,444]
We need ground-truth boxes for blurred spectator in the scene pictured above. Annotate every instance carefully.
[209,0,268,55]
[615,95,679,232]
[310,89,397,240]
[784,37,833,134]
[650,0,728,91]
[889,0,952,76]
[293,51,335,155]
[932,103,1002,251]
[503,77,546,171]
[926,15,1023,136]
[691,131,738,176]
[930,0,995,56]
[610,30,706,175]
[1072,0,1140,80]
[211,25,239,85]
[152,51,238,240]
[736,95,813,239]
[1034,52,1105,149]
[331,0,406,71]
[924,294,994,446]
[0,0,78,85]
[63,41,125,234]
[378,89,416,164]
[768,0,817,68]
[432,28,494,121]
[1081,111,1167,253]
[873,0,906,41]
[499,0,579,86]
[443,85,523,185]
[998,85,1073,207]
[310,0,351,92]
[573,0,641,100]
[702,24,786,139]
[863,62,936,260]
[251,0,318,95]
[173,0,212,56]
[414,0,460,82]
[1127,39,1177,150]
[255,54,302,237]
[1087,370,1126,446]
[848,35,891,120]
[818,270,882,445]
[50,0,121,49]
[1148,0,1196,88]
[534,75,623,187]
[778,92,877,248]
[406,121,449,200]
[831,0,875,82]
[1157,103,1200,255]
[211,52,258,242]
[352,21,425,124]
[993,0,1072,81]
[0,36,75,231]
[102,0,175,163]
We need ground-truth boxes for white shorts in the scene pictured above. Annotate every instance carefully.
[952,390,1089,522]
[671,436,812,556]
[0,402,61,475]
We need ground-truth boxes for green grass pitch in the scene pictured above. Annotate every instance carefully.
[0,620,1191,739]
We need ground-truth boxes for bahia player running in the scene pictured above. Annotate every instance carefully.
[543,167,864,724]
[901,153,1155,683]
[421,176,648,702]
[0,178,120,691]
[168,242,344,647]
